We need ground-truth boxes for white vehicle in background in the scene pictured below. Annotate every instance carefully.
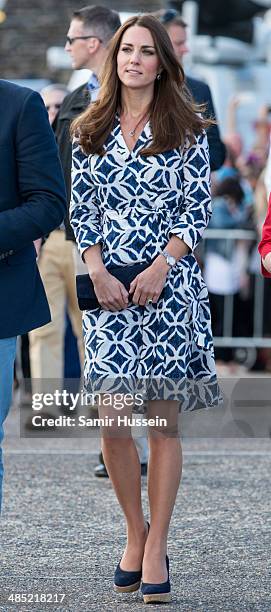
[180,0,271,152]
[3,78,51,91]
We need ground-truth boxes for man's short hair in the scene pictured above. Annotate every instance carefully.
[153,9,187,29]
[72,5,121,44]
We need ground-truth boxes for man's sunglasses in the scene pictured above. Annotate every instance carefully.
[66,35,103,45]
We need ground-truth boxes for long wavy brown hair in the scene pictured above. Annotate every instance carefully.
[71,14,213,156]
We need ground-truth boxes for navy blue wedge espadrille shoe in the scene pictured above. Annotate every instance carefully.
[141,555,171,604]
[114,563,142,593]
[113,521,149,593]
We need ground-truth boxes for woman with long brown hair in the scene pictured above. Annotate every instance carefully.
[70,14,220,604]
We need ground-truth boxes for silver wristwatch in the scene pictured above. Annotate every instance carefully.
[161,249,177,268]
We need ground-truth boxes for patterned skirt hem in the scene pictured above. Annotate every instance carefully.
[81,375,223,414]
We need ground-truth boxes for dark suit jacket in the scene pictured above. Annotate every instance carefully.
[187,76,226,172]
[0,80,66,339]
[53,84,90,242]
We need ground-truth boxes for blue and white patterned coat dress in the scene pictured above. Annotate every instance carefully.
[70,116,221,412]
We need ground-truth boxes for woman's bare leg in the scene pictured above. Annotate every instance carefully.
[99,397,147,570]
[143,400,182,582]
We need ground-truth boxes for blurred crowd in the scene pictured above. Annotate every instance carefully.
[204,95,271,373]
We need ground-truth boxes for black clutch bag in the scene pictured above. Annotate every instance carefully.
[76,262,151,310]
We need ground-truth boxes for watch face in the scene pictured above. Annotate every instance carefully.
[168,255,175,266]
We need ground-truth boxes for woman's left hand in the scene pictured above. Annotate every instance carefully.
[129,257,169,306]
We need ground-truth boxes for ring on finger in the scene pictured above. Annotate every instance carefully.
[147,297,153,304]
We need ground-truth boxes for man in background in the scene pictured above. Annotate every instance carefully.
[155,8,226,171]
[54,5,121,246]
[41,83,69,125]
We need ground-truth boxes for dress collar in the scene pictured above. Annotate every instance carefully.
[87,73,100,101]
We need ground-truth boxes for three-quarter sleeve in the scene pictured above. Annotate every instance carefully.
[169,131,212,251]
[70,140,103,259]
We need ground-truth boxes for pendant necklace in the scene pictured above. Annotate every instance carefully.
[126,110,149,137]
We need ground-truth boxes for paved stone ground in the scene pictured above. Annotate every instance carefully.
[0,385,270,612]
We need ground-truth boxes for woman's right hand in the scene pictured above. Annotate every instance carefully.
[92,269,129,311]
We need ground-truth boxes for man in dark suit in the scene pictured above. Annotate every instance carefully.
[0,79,66,513]
[54,5,121,240]
[155,9,226,171]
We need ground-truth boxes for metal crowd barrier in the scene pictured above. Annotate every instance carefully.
[202,228,271,348]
